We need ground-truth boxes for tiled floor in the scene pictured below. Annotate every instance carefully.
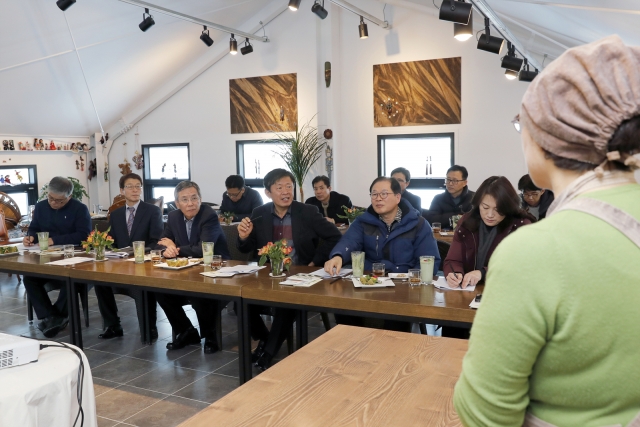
[0,272,331,427]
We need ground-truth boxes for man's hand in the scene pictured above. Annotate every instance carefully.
[23,236,35,246]
[158,237,176,249]
[324,256,343,276]
[238,217,254,240]
[325,217,335,224]
[163,246,180,258]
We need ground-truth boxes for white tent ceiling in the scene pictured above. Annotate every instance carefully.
[0,0,638,137]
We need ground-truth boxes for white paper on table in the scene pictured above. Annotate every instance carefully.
[107,251,131,259]
[309,268,352,279]
[45,257,94,266]
[469,299,481,309]
[217,265,265,274]
[279,274,323,287]
[200,271,236,278]
[432,276,476,292]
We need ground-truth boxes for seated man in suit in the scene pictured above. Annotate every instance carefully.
[156,180,231,354]
[391,167,422,211]
[304,175,353,224]
[94,173,164,340]
[238,168,342,371]
[425,165,475,226]
[23,176,91,338]
[219,175,263,222]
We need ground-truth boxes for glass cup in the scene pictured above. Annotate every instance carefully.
[202,242,214,266]
[408,269,421,286]
[63,245,75,259]
[372,263,385,277]
[28,205,35,221]
[420,255,435,284]
[351,251,365,278]
[150,250,162,264]
[37,232,49,251]
[211,255,222,270]
[432,222,442,234]
[133,241,145,264]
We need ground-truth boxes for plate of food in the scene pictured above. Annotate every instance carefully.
[388,273,408,280]
[352,275,395,288]
[154,258,201,270]
[0,246,20,257]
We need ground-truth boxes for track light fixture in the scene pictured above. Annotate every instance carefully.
[312,0,328,20]
[505,69,518,80]
[477,17,504,54]
[139,8,155,32]
[200,26,214,47]
[359,16,368,39]
[439,0,472,25]
[453,9,473,41]
[241,38,253,55]
[288,0,302,11]
[230,34,238,55]
[518,59,538,82]
[56,0,76,11]
[501,42,523,71]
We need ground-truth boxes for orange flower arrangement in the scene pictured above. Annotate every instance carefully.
[258,239,293,272]
[81,225,115,253]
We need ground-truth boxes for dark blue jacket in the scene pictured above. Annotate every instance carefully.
[28,198,91,246]
[219,186,264,222]
[158,204,230,259]
[108,201,164,249]
[330,199,440,273]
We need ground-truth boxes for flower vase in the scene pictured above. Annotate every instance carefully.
[224,218,233,226]
[270,259,285,277]
[95,245,106,261]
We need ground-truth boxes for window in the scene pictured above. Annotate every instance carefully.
[378,133,454,208]
[0,165,38,215]
[142,144,190,207]
[236,140,292,203]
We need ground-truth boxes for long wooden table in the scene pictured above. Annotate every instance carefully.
[180,325,467,427]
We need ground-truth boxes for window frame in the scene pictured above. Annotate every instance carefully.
[0,164,39,215]
[235,140,297,199]
[377,132,455,190]
[142,143,190,202]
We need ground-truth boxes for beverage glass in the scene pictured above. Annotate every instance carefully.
[420,256,435,284]
[351,251,364,278]
[37,232,49,251]
[202,242,214,266]
[372,263,385,277]
[133,241,145,264]
[150,250,162,264]
[63,245,75,259]
[432,222,442,234]
[408,269,421,286]
[28,205,35,221]
[211,255,222,270]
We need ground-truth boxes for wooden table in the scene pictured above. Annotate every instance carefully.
[435,231,454,244]
[180,325,466,427]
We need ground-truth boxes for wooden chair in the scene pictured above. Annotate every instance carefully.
[106,194,126,221]
[147,196,164,210]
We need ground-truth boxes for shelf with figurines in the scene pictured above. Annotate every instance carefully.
[1,138,93,153]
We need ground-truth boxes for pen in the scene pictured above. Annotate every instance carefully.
[454,271,464,288]
[248,215,262,222]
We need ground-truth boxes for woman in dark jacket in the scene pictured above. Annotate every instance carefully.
[443,176,535,288]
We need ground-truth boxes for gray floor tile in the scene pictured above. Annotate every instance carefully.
[124,395,210,427]
[92,356,162,384]
[172,348,239,373]
[173,373,239,404]
[127,364,209,394]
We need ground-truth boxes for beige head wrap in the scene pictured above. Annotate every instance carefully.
[520,35,640,165]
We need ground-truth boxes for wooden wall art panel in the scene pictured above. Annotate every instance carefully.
[373,57,461,127]
[229,73,298,134]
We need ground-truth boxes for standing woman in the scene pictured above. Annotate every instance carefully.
[443,176,534,289]
[454,36,640,427]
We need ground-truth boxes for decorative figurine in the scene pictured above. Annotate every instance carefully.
[104,162,109,182]
[9,141,14,150]
[15,170,23,183]
[132,150,143,170]
[4,175,10,184]
[325,144,333,178]
[173,163,177,179]
[57,145,62,150]
[88,159,97,181]
[76,160,80,170]
[325,61,331,88]
[161,163,166,179]
[39,139,44,150]
[81,143,89,152]
[49,141,56,150]
[26,141,31,150]
[0,176,4,184]
[80,156,85,172]
[70,143,77,152]
[18,142,24,150]
[2,140,8,150]
[118,158,132,176]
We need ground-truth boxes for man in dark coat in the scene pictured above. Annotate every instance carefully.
[219,174,263,222]
[391,167,422,211]
[304,175,353,224]
[425,165,475,226]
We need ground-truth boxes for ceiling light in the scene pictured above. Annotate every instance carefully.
[505,69,518,80]
[139,8,155,32]
[200,26,213,47]
[519,59,538,82]
[501,42,523,71]
[312,0,328,19]
[453,9,473,41]
[288,0,302,11]
[359,16,368,39]
[230,34,238,55]
[439,0,472,25]
[241,39,253,55]
[477,17,504,54]
[56,0,76,11]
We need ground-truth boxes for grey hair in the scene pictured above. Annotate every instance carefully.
[174,180,201,201]
[49,176,73,197]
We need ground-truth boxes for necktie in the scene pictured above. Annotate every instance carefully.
[127,207,135,236]
[186,219,192,240]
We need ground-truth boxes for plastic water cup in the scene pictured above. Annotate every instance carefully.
[420,256,435,284]
[63,245,75,259]
[37,232,49,251]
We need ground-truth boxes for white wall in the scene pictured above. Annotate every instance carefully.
[106,1,530,208]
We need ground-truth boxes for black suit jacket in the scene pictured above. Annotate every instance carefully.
[108,201,164,249]
[158,204,230,259]
[237,201,342,266]
[305,191,353,224]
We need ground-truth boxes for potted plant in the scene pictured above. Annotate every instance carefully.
[258,239,293,277]
[38,177,89,203]
[221,211,235,226]
[81,225,115,261]
[267,116,326,202]
[337,206,366,224]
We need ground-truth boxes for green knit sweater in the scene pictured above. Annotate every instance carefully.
[454,184,640,427]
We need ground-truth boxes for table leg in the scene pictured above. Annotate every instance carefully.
[296,309,309,349]
[68,279,83,349]
[142,291,150,344]
[240,300,252,383]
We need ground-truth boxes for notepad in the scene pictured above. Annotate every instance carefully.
[279,274,323,287]
[309,268,353,279]
[45,257,94,266]
[432,276,476,292]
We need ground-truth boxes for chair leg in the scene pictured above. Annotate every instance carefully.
[419,323,427,335]
[27,295,33,324]
[286,325,294,355]
[320,312,332,331]
[80,286,90,327]
[215,304,223,349]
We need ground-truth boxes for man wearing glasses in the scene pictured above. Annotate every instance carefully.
[94,173,164,341]
[155,180,231,354]
[23,176,91,338]
[518,174,554,220]
[219,175,263,222]
[425,165,475,226]
[390,167,422,211]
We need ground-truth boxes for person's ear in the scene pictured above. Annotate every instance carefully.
[264,188,273,200]
[120,188,125,196]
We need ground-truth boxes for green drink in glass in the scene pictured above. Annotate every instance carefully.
[37,232,49,251]
[133,241,145,264]
[202,242,214,266]
[351,251,365,278]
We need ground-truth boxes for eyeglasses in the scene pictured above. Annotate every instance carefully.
[445,178,465,184]
[225,189,244,198]
[178,196,200,204]
[47,195,69,204]
[124,185,143,190]
[370,191,392,200]
[273,185,294,192]
[512,114,521,133]
[522,191,542,199]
